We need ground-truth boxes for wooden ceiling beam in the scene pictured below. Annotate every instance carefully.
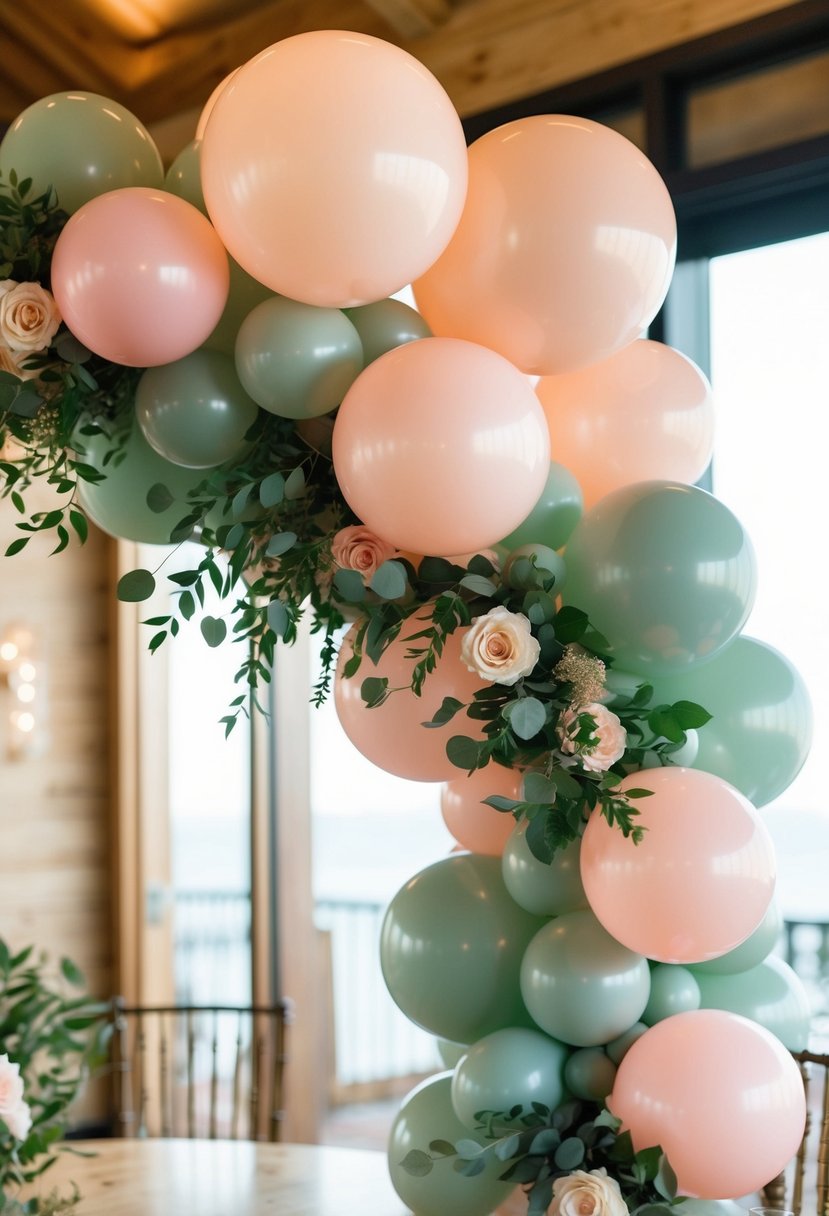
[360,0,453,39]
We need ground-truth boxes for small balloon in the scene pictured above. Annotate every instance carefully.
[609,1010,806,1199]
[135,350,259,469]
[695,955,811,1051]
[538,341,715,510]
[164,140,207,215]
[441,765,521,856]
[344,298,431,365]
[436,1038,468,1070]
[235,296,363,418]
[605,1022,648,1065]
[563,1047,617,1102]
[201,31,468,306]
[51,188,229,367]
[581,767,777,964]
[380,854,545,1043]
[203,257,274,358]
[332,337,551,556]
[520,909,650,1047]
[501,819,588,918]
[502,544,566,593]
[498,461,583,552]
[642,964,701,1025]
[388,1073,514,1216]
[691,899,783,975]
[451,1027,568,1130]
[563,481,757,675]
[0,92,163,214]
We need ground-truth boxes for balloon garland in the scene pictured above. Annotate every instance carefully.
[0,27,815,1213]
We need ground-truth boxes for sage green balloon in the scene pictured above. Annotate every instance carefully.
[164,139,207,215]
[499,461,583,551]
[388,1073,514,1216]
[380,854,545,1044]
[562,481,757,676]
[235,296,363,418]
[678,1202,750,1216]
[136,350,259,469]
[344,298,431,364]
[642,964,701,1025]
[501,819,588,917]
[695,955,811,1050]
[692,898,783,976]
[450,1027,568,1130]
[605,1021,648,1064]
[502,543,567,592]
[520,909,650,1047]
[563,1047,617,1101]
[649,636,813,807]
[436,1038,468,1070]
[203,257,274,358]
[76,421,211,545]
[0,92,163,214]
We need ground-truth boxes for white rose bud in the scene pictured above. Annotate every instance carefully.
[549,1167,628,1216]
[0,280,61,353]
[461,606,540,686]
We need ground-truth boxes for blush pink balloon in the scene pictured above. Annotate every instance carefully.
[334,619,487,782]
[538,340,715,509]
[414,115,676,375]
[196,69,239,141]
[441,765,521,855]
[609,1009,806,1198]
[580,767,776,964]
[200,31,468,307]
[332,337,551,556]
[51,188,229,367]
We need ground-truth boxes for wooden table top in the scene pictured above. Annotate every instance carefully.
[28,1139,414,1216]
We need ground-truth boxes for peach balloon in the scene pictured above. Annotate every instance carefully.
[195,69,239,141]
[538,340,715,509]
[414,115,676,375]
[441,765,521,855]
[200,31,468,306]
[580,767,776,964]
[51,188,229,367]
[332,337,551,556]
[334,619,487,782]
[610,1010,806,1198]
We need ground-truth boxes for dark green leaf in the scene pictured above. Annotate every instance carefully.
[482,795,520,813]
[117,569,156,602]
[69,510,88,544]
[5,536,28,556]
[446,734,483,772]
[267,599,289,638]
[59,958,85,986]
[284,466,306,499]
[528,1128,560,1155]
[179,590,195,621]
[553,606,589,642]
[146,482,174,514]
[399,1150,433,1177]
[459,573,497,597]
[654,1154,678,1201]
[522,772,556,803]
[553,1137,585,1169]
[428,1140,456,1158]
[200,616,227,647]
[333,568,366,603]
[259,472,285,509]
[504,697,546,740]
[360,677,388,708]
[266,531,297,558]
[425,696,464,727]
[370,559,408,601]
[671,699,713,729]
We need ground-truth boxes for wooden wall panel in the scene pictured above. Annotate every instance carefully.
[0,482,114,1005]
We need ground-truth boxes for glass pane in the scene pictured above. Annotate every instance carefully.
[591,105,645,151]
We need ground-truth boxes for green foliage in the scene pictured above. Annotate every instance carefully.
[0,939,110,1213]
[400,1099,682,1216]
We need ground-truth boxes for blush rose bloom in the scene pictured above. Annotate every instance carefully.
[0,280,61,353]
[558,702,627,772]
[461,606,540,686]
[549,1167,628,1216]
[330,525,396,579]
[0,342,38,381]
[0,1053,32,1142]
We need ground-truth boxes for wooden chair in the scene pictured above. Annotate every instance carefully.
[762,1049,829,1215]
[109,999,291,1142]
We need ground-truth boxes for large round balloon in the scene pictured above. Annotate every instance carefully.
[695,955,811,1050]
[498,461,583,553]
[520,909,650,1046]
[51,188,229,367]
[451,1027,568,1130]
[562,481,757,675]
[388,1073,515,1216]
[441,765,521,856]
[380,854,545,1043]
[343,299,431,365]
[334,620,487,782]
[413,115,675,375]
[201,31,468,307]
[135,350,259,469]
[501,819,588,917]
[332,337,551,556]
[0,92,163,214]
[580,768,776,964]
[649,636,813,807]
[609,1010,806,1199]
[538,340,715,509]
[76,422,211,545]
[235,297,363,419]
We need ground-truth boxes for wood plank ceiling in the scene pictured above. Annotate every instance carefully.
[0,0,807,133]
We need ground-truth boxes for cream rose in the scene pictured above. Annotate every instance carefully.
[0,1053,31,1141]
[0,341,38,380]
[330,525,396,579]
[461,606,540,686]
[549,1167,628,1216]
[0,280,61,353]
[558,702,627,772]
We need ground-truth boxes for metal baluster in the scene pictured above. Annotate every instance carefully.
[187,1009,196,1138]
[819,1057,829,1215]
[793,1059,810,1216]
[270,1007,288,1143]
[160,1012,172,1137]
[113,998,133,1136]
[251,1032,263,1141]
[209,1010,219,1140]
[231,1010,243,1141]
[137,1013,148,1138]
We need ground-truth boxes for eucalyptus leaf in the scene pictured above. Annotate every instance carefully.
[370,559,408,601]
[266,531,297,558]
[259,472,285,508]
[554,1136,585,1169]
[399,1150,433,1177]
[146,482,174,514]
[267,599,289,638]
[333,568,366,603]
[200,616,227,647]
[117,568,156,602]
[504,697,547,740]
